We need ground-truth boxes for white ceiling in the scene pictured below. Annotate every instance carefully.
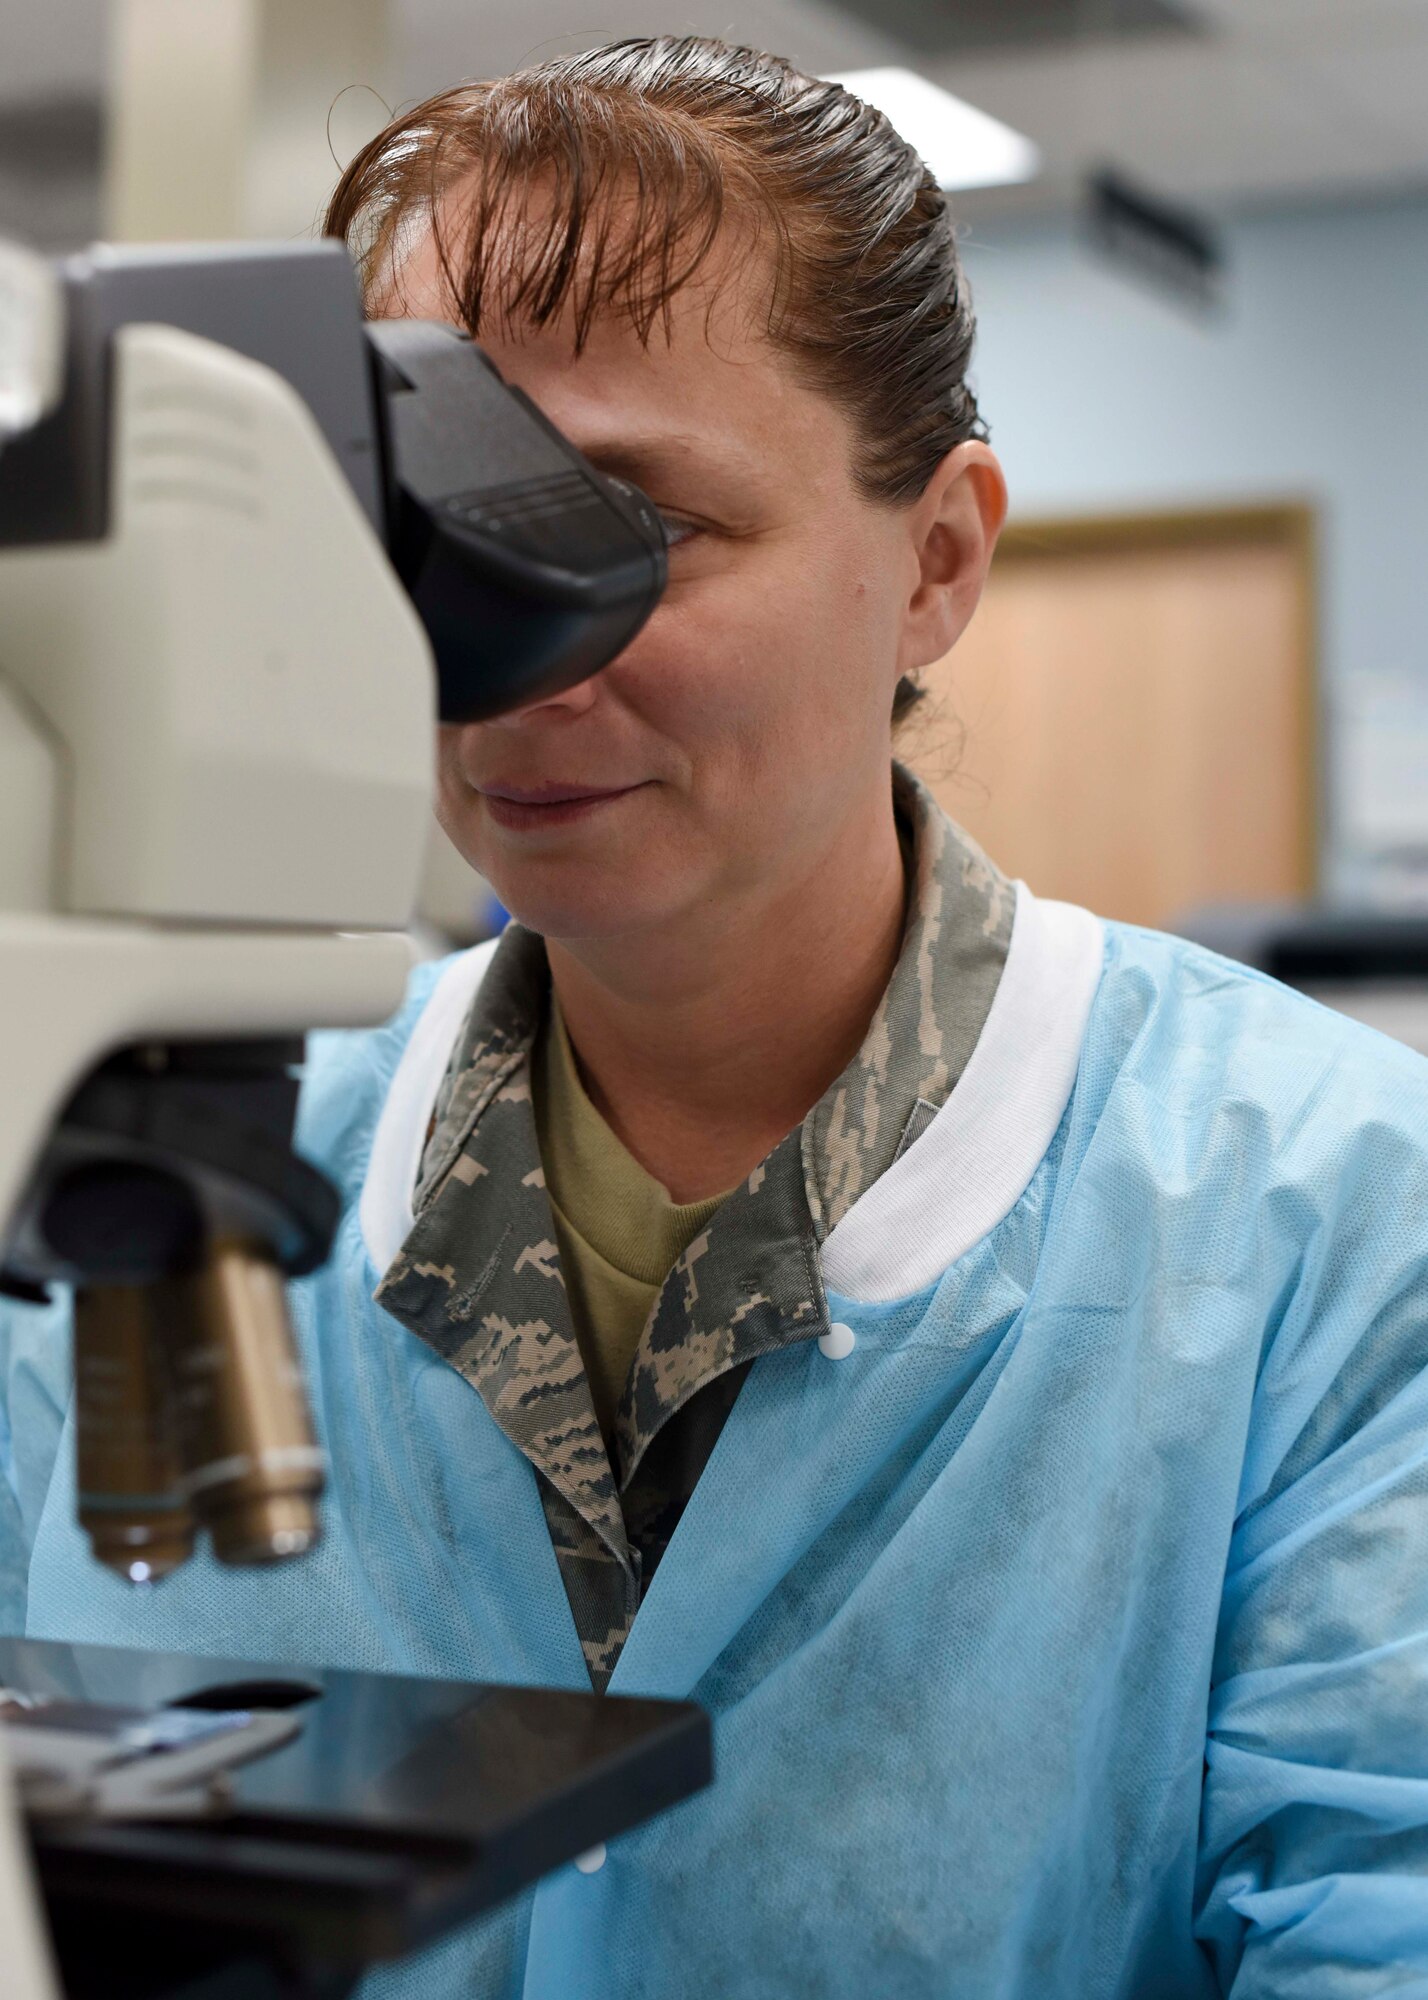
[932,0,1428,210]
[396,0,1428,217]
[1,0,1426,226]
[392,0,903,104]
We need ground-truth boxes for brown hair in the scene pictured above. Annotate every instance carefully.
[325,35,987,717]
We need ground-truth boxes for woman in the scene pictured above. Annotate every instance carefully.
[5,37,1428,1999]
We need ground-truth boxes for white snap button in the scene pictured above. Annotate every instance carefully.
[574,1843,607,1874]
[818,1322,856,1361]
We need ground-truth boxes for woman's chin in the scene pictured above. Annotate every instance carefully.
[492,870,680,945]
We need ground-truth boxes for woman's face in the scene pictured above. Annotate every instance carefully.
[390,223,999,946]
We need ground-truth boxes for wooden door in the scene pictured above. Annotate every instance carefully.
[907,508,1318,928]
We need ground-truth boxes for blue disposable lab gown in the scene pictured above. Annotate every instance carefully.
[2,918,1428,1998]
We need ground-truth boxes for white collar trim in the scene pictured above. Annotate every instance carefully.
[359,937,500,1275]
[360,890,1106,1301]
[820,887,1105,1305]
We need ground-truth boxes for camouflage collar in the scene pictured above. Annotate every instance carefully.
[374,766,1013,1659]
[802,765,1015,1239]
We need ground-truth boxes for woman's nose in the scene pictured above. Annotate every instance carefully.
[481,669,604,728]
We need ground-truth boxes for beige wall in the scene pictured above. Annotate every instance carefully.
[910,509,1317,929]
[106,0,394,242]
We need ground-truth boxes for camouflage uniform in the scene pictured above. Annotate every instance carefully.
[376,766,1015,1690]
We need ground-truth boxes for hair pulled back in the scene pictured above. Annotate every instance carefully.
[326,37,987,719]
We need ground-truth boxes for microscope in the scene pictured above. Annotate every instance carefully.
[0,239,708,1999]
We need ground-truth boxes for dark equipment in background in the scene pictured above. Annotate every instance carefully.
[1178,906,1428,987]
[1085,166,1225,313]
[1177,905,1428,1059]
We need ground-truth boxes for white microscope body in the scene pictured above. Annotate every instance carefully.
[0,247,429,2000]
[0,233,666,1996]
[0,273,434,1228]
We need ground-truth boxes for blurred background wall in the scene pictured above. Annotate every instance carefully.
[963,194,1428,906]
[1,0,1425,955]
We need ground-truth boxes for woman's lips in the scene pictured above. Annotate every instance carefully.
[478,782,644,832]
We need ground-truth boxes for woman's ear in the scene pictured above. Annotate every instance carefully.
[899,443,1008,676]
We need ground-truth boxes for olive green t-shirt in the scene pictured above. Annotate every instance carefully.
[532,995,731,1455]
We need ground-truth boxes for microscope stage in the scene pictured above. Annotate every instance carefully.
[0,1634,710,1998]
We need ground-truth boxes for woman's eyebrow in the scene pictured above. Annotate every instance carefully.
[574,432,763,496]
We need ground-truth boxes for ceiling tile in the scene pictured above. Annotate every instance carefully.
[395,0,901,103]
[928,24,1426,203]
[1190,0,1428,35]
[391,0,1428,212]
[1292,28,1428,149]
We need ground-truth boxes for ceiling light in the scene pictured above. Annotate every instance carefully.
[828,68,1041,192]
